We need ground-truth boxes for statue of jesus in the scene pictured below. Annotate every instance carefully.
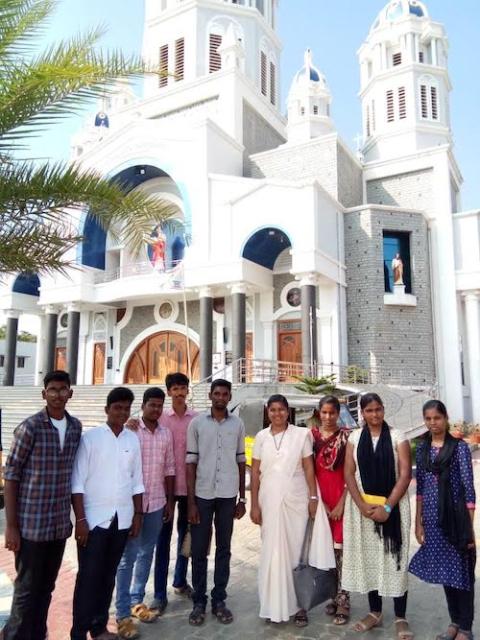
[392,253,404,285]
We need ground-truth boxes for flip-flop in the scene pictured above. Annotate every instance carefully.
[353,612,383,632]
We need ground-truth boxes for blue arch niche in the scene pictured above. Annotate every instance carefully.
[242,227,292,270]
[12,273,40,296]
[81,165,173,269]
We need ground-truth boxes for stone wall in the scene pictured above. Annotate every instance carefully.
[366,168,434,212]
[344,208,435,385]
[273,274,294,312]
[337,142,363,208]
[242,101,285,176]
[119,305,155,361]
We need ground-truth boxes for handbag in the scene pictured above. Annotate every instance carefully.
[293,518,337,611]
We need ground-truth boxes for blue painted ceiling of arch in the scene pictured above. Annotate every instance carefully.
[12,273,40,296]
[81,165,170,270]
[242,228,291,270]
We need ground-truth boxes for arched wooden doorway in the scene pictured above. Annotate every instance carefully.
[124,331,200,384]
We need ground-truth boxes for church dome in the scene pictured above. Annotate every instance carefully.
[292,49,328,89]
[371,0,428,32]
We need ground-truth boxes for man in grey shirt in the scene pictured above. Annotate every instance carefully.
[186,379,246,626]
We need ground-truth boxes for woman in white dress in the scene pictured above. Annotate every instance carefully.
[342,393,413,640]
[250,394,335,626]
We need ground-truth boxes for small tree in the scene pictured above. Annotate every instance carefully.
[293,374,338,396]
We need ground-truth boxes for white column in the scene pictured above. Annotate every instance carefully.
[464,292,480,422]
[431,38,438,66]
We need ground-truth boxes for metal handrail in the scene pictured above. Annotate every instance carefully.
[92,260,184,285]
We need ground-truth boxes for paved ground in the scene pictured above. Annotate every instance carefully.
[0,451,479,639]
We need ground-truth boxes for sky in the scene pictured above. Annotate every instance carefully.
[26,0,480,210]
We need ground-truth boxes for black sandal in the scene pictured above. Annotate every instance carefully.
[188,606,206,626]
[294,609,309,627]
[212,601,234,624]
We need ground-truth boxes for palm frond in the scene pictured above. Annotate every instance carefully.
[0,0,55,60]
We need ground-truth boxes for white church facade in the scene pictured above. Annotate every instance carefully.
[1,0,479,423]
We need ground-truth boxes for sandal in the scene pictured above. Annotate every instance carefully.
[189,605,206,626]
[333,607,350,626]
[131,603,157,624]
[212,601,234,624]
[117,618,140,640]
[395,618,414,639]
[325,600,337,616]
[294,609,309,628]
[353,612,383,632]
[456,632,474,640]
[436,624,459,640]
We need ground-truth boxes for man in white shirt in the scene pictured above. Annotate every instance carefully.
[70,387,144,640]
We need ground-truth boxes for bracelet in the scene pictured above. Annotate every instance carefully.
[238,498,247,504]
[309,496,319,501]
[384,504,392,514]
[76,517,87,523]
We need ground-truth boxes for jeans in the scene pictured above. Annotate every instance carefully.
[368,590,408,618]
[71,516,129,640]
[3,537,66,640]
[154,496,189,602]
[116,509,164,620]
[444,585,475,632]
[191,497,236,609]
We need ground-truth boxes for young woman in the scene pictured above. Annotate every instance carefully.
[342,393,413,640]
[250,394,335,627]
[409,400,476,640]
[311,396,350,625]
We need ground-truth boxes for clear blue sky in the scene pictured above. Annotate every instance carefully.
[28,0,479,210]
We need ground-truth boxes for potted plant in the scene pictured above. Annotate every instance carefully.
[451,421,466,439]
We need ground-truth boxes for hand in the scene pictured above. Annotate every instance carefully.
[250,505,262,526]
[5,524,21,553]
[126,418,140,431]
[359,501,376,519]
[75,520,90,547]
[234,501,246,520]
[163,501,174,523]
[188,502,200,525]
[370,505,389,523]
[329,500,345,521]
[415,523,425,545]
[129,513,143,537]
[308,499,318,519]
[467,539,476,550]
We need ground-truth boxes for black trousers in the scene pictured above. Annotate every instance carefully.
[3,537,66,640]
[191,497,236,609]
[70,517,129,640]
[368,590,408,618]
[444,585,475,632]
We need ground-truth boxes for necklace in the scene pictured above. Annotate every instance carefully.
[271,425,288,452]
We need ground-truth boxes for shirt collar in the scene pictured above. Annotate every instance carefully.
[209,408,230,421]
[165,406,195,417]
[100,423,126,435]
[139,417,162,431]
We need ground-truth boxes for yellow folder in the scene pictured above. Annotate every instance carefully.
[361,493,387,506]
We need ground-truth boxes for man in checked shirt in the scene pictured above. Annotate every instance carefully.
[2,370,82,640]
[114,387,175,639]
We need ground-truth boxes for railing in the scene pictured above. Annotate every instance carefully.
[93,260,184,285]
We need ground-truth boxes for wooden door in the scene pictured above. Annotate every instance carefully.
[92,343,106,385]
[277,320,302,380]
[55,347,66,371]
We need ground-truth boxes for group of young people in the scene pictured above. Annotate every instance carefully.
[0,370,476,640]
[250,392,476,640]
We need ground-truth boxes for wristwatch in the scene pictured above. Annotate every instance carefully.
[383,504,392,514]
[238,498,247,504]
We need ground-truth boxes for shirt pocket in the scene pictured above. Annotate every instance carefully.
[119,447,135,477]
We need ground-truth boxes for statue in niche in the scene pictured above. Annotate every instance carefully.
[147,225,167,271]
[94,112,109,128]
[392,253,404,285]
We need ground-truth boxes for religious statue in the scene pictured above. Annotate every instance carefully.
[392,252,404,285]
[94,111,110,128]
[147,226,167,271]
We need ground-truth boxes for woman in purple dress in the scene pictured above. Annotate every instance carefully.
[409,400,476,640]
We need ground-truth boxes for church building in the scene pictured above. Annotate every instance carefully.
[1,0,479,423]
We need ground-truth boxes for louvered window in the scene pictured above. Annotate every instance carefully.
[420,84,428,118]
[260,51,267,96]
[398,86,407,119]
[159,44,168,87]
[386,89,395,122]
[419,51,424,63]
[371,99,376,131]
[393,52,402,66]
[431,86,438,120]
[366,104,371,137]
[175,38,185,82]
[209,33,222,73]
[270,62,276,105]
[313,105,319,115]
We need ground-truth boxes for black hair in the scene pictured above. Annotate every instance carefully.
[210,378,231,393]
[360,392,384,410]
[143,387,166,404]
[43,370,71,388]
[106,387,134,408]
[319,395,341,413]
[267,394,289,410]
[165,372,189,389]
[423,399,448,418]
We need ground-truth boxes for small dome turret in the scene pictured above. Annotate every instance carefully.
[371,0,428,32]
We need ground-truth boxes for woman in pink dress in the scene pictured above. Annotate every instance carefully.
[311,395,350,625]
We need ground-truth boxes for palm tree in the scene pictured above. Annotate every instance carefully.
[0,0,176,275]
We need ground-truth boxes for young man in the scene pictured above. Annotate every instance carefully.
[186,379,246,626]
[115,387,175,639]
[2,370,82,640]
[151,372,197,614]
[70,387,144,640]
